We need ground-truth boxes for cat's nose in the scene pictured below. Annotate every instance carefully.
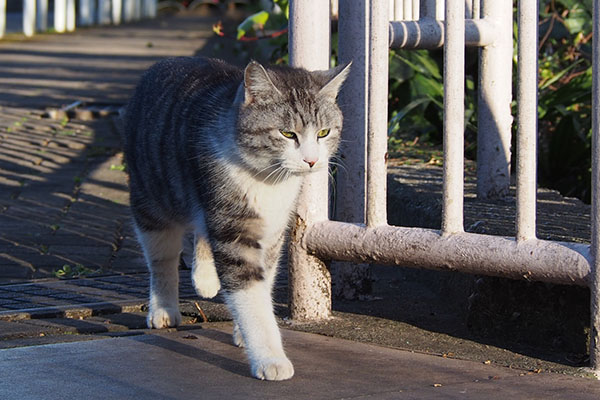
[304,158,317,168]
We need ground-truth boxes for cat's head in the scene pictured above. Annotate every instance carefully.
[235,61,351,181]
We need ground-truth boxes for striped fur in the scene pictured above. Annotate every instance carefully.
[123,57,349,380]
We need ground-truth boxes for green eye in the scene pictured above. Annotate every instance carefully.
[317,128,330,138]
[279,130,296,139]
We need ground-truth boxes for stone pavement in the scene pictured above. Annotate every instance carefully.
[0,8,599,398]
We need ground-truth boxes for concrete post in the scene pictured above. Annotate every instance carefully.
[477,0,513,200]
[23,0,36,37]
[516,0,538,241]
[36,0,47,32]
[287,0,332,320]
[442,0,465,234]
[590,0,600,376]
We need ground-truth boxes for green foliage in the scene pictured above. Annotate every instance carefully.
[536,0,593,202]
[54,263,97,279]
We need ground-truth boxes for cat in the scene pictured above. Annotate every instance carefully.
[122,56,350,381]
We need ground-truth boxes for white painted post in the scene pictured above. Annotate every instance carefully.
[403,0,412,20]
[123,0,135,22]
[477,0,513,199]
[54,0,66,33]
[441,0,465,234]
[79,0,95,26]
[66,0,75,31]
[366,0,388,227]
[516,0,538,241]
[411,0,419,20]
[112,0,123,24]
[98,0,112,25]
[590,0,600,376]
[23,0,36,37]
[36,0,47,32]
[0,0,6,39]
[333,0,371,299]
[288,0,332,320]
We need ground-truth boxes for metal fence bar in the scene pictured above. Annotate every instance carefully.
[441,0,465,234]
[305,221,591,286]
[476,0,512,199]
[0,0,4,39]
[366,0,388,227]
[113,0,123,24]
[590,0,600,376]
[516,0,538,241]
[388,18,495,49]
[336,0,368,224]
[23,0,36,37]
[36,0,47,31]
[54,0,66,33]
[287,0,332,321]
[79,0,95,26]
[403,0,412,20]
[66,0,75,31]
[98,0,112,25]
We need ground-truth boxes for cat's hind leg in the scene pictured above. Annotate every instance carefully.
[135,225,185,329]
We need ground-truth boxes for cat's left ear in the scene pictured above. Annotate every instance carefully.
[243,61,281,104]
[318,62,352,100]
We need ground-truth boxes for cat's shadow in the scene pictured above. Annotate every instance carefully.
[141,328,251,379]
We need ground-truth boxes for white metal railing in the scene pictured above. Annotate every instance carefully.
[0,0,156,39]
[288,0,600,374]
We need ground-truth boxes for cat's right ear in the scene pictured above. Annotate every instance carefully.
[243,61,282,104]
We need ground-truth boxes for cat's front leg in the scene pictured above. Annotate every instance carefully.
[135,225,184,329]
[225,280,294,380]
[191,233,221,299]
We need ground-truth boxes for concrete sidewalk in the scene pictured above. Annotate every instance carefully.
[1,8,600,399]
[2,322,599,400]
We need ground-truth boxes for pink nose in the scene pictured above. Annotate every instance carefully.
[304,159,317,168]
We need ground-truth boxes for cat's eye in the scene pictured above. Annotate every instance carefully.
[317,128,330,138]
[280,130,297,139]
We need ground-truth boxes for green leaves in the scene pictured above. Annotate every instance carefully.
[237,10,270,40]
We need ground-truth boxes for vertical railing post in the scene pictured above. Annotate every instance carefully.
[590,0,600,376]
[516,0,538,241]
[288,0,332,320]
[332,0,371,299]
[477,0,513,199]
[441,0,465,234]
[23,0,36,37]
[366,0,388,227]
[54,0,66,33]
[0,0,6,39]
[98,0,112,25]
[79,0,95,26]
[66,0,75,31]
[113,0,123,24]
[36,0,48,32]
[124,0,135,22]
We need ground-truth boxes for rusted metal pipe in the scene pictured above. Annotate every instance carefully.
[304,221,591,287]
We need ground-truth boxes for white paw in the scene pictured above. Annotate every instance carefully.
[251,356,294,381]
[232,324,245,348]
[147,306,182,329]
[192,271,221,299]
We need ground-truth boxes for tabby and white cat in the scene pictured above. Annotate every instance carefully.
[123,57,350,380]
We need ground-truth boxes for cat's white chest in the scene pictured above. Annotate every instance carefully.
[230,167,302,240]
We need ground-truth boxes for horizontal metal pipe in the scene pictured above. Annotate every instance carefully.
[389,18,495,49]
[304,221,591,287]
